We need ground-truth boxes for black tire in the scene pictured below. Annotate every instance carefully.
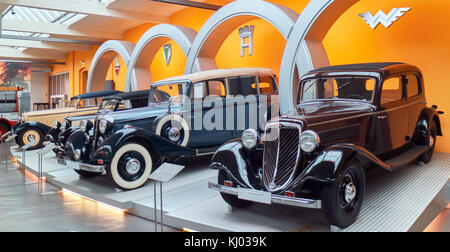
[218,170,253,208]
[322,159,365,228]
[418,119,437,164]
[74,169,103,178]
[16,127,44,150]
[106,142,155,191]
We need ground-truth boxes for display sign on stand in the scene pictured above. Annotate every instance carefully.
[37,143,55,196]
[20,140,35,185]
[148,162,185,232]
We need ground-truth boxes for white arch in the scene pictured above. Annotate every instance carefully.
[86,40,136,92]
[125,24,198,91]
[184,0,301,74]
[279,0,360,113]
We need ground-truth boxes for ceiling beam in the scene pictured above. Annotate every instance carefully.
[0,0,169,23]
[1,19,123,40]
[0,48,66,60]
[0,38,91,51]
[149,0,222,11]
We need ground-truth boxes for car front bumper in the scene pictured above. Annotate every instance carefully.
[57,157,105,174]
[208,182,322,209]
[0,131,16,143]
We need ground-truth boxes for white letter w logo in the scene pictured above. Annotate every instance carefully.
[359,8,411,29]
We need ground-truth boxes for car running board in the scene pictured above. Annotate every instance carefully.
[384,145,429,170]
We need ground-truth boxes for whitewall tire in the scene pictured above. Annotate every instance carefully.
[108,143,153,190]
[155,114,190,147]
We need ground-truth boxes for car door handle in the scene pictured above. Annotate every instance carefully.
[378,115,388,119]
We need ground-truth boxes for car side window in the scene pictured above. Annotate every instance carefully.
[258,75,277,94]
[228,76,258,96]
[407,74,420,97]
[206,79,226,97]
[189,82,205,100]
[381,77,403,105]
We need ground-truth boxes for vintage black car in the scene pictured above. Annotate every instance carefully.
[9,90,122,150]
[208,63,443,228]
[62,68,279,190]
[48,90,149,155]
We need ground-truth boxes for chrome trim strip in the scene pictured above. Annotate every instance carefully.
[308,99,425,127]
[208,182,321,209]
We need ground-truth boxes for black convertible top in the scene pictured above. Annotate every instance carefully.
[71,90,123,100]
[105,90,149,100]
[311,62,405,72]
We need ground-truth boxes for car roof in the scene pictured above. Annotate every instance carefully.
[104,90,149,100]
[306,62,421,78]
[71,90,123,100]
[152,68,276,86]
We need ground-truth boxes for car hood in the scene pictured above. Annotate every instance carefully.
[291,100,374,126]
[104,103,180,123]
[65,110,111,122]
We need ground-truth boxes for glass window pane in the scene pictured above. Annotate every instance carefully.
[381,77,403,104]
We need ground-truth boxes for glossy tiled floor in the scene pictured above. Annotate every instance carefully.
[0,142,447,232]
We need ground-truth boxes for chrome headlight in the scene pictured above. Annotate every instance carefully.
[80,120,87,132]
[53,121,61,129]
[60,121,67,131]
[99,115,114,134]
[74,149,81,161]
[300,130,320,153]
[241,129,259,149]
[19,116,24,123]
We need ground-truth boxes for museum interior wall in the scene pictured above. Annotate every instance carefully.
[47,0,450,152]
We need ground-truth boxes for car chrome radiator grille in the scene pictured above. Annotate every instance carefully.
[262,122,301,192]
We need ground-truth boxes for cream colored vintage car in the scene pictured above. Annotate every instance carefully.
[10,90,122,150]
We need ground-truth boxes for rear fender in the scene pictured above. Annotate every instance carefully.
[14,121,51,135]
[413,108,442,144]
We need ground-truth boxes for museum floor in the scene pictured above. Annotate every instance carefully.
[0,141,448,232]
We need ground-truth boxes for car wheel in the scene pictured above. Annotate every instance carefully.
[107,142,154,191]
[322,159,365,228]
[155,114,190,147]
[418,119,437,164]
[17,127,44,150]
[218,170,253,208]
[74,169,103,178]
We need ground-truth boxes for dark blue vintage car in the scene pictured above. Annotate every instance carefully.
[61,68,279,190]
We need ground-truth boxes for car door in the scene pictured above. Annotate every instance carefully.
[188,80,229,147]
[406,73,426,137]
[226,75,259,138]
[374,75,409,154]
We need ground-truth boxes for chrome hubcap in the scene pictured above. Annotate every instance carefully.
[27,134,36,142]
[167,127,181,142]
[125,158,141,175]
[344,181,357,203]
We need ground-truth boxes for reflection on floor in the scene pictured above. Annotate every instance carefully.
[0,142,448,232]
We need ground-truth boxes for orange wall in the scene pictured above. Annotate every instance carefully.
[49,0,450,152]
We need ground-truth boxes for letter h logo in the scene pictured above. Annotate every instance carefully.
[238,25,255,57]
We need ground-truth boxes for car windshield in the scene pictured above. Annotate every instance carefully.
[99,98,120,111]
[149,82,185,104]
[299,77,376,103]
[69,98,99,108]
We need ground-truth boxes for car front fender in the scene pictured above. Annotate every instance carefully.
[92,127,196,163]
[45,127,61,143]
[210,139,263,190]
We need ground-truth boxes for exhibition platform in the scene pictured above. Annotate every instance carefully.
[12,146,450,232]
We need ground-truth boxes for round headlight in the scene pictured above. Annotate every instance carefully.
[60,121,67,131]
[99,119,108,134]
[241,129,259,149]
[300,130,320,153]
[53,121,61,129]
[74,149,81,161]
[80,120,87,132]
